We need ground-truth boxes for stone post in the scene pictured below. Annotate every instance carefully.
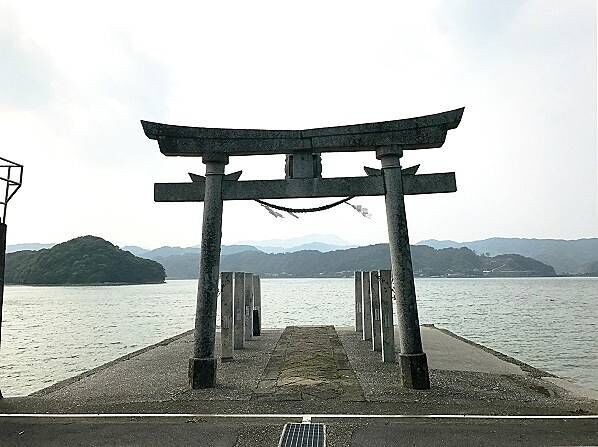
[361,271,372,341]
[370,270,382,352]
[244,273,254,341]
[252,274,261,336]
[233,272,245,349]
[220,272,233,362]
[189,154,228,389]
[379,269,395,363]
[354,272,363,333]
[378,146,430,389]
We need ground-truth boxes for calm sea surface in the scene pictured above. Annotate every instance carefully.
[0,277,596,396]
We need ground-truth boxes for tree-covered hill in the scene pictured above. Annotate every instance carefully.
[418,237,598,274]
[5,236,166,285]
[215,244,556,278]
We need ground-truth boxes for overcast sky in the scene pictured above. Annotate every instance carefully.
[1,0,596,249]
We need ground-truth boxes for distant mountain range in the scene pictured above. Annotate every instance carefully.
[237,234,355,253]
[121,244,556,279]
[7,236,598,279]
[6,243,54,253]
[121,244,258,258]
[218,244,556,279]
[417,237,598,274]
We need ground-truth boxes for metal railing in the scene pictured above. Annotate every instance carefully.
[0,157,23,224]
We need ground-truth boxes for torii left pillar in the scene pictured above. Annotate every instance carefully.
[189,154,228,389]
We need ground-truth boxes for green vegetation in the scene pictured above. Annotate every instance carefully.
[6,236,165,285]
[152,244,555,279]
[418,237,598,274]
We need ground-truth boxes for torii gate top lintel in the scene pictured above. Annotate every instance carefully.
[141,107,464,158]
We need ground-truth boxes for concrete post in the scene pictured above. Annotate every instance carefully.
[233,272,245,349]
[220,272,233,362]
[370,270,382,352]
[252,274,261,336]
[379,269,395,363]
[244,273,254,341]
[354,272,363,333]
[361,271,372,341]
[378,146,430,389]
[188,155,228,389]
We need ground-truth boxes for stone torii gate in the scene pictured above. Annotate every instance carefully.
[142,107,464,390]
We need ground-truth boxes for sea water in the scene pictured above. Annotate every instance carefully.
[0,277,596,396]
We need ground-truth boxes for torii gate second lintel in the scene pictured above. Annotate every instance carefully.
[143,107,465,391]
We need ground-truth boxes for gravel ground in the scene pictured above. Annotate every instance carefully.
[337,328,598,415]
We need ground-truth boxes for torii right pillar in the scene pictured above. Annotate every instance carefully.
[378,145,429,390]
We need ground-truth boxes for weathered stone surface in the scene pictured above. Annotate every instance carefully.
[354,272,362,333]
[369,271,382,352]
[398,353,430,389]
[233,272,245,349]
[188,357,217,389]
[141,108,464,157]
[380,152,430,389]
[220,272,233,361]
[379,269,395,363]
[154,172,456,202]
[254,326,364,402]
[361,272,372,341]
[243,273,254,342]
[190,159,226,389]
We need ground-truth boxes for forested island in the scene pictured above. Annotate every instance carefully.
[5,236,165,285]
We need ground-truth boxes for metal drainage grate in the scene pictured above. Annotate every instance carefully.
[278,423,326,447]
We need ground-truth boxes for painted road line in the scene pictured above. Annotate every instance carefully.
[0,413,597,419]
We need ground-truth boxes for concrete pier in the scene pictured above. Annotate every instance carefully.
[7,325,597,416]
[379,147,430,389]
[369,271,382,352]
[189,156,227,389]
[354,272,362,333]
[252,274,261,336]
[233,272,245,349]
[243,273,254,341]
[2,324,597,446]
[361,272,372,341]
[219,272,233,362]
[379,269,395,363]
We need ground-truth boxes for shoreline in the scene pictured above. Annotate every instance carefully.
[6,276,596,286]
[5,281,167,287]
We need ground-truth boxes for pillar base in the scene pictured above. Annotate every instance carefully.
[221,356,233,363]
[253,310,261,336]
[188,357,217,389]
[399,353,430,390]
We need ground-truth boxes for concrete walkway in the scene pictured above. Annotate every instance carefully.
[1,324,598,446]
[1,325,596,416]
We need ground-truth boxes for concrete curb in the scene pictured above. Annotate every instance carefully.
[421,324,556,378]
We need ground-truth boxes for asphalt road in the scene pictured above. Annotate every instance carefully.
[1,416,596,446]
